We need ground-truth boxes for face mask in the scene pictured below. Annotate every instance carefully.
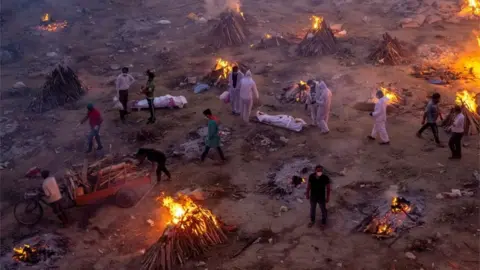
[316,172,323,177]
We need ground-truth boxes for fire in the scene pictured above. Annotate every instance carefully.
[160,195,220,232]
[459,0,480,17]
[264,33,272,39]
[299,80,306,86]
[453,32,480,79]
[311,15,324,30]
[41,13,50,22]
[456,90,478,113]
[12,244,37,262]
[377,87,399,104]
[235,3,244,19]
[214,58,235,80]
[390,196,411,213]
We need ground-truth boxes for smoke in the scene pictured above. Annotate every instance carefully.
[204,0,240,19]
[384,185,398,199]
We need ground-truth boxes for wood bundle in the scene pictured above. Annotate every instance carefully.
[29,63,85,112]
[210,10,249,48]
[252,35,290,50]
[442,105,480,136]
[368,33,409,65]
[410,65,467,84]
[279,83,309,103]
[296,19,337,57]
[141,209,228,270]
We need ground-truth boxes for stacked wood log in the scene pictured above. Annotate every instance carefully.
[368,33,409,65]
[141,200,228,270]
[252,35,290,50]
[297,19,337,57]
[29,63,85,112]
[210,10,249,48]
[411,64,467,84]
[442,105,480,136]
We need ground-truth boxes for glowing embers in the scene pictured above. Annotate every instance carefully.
[36,13,67,32]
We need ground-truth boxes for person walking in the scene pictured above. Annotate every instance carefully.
[41,170,69,226]
[79,103,103,153]
[141,70,156,124]
[115,67,135,123]
[228,66,243,115]
[368,90,390,145]
[447,105,465,159]
[314,81,332,134]
[239,70,259,123]
[305,165,331,227]
[416,93,444,147]
[200,109,226,163]
[135,148,171,182]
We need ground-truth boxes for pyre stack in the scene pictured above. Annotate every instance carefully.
[368,33,409,65]
[210,10,249,48]
[297,17,337,57]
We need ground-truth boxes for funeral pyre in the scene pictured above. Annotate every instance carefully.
[141,194,228,270]
[203,58,248,88]
[354,85,406,113]
[277,80,310,103]
[28,63,85,112]
[297,15,337,56]
[458,0,480,18]
[36,13,67,32]
[209,5,249,48]
[368,33,409,65]
[358,197,420,238]
[251,33,291,49]
[442,90,480,135]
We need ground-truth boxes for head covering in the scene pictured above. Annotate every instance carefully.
[307,79,314,86]
[318,81,328,90]
[203,109,212,116]
[245,70,252,77]
[87,103,94,110]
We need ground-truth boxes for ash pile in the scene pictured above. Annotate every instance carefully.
[28,63,85,112]
[1,233,69,269]
[251,34,291,50]
[257,158,314,202]
[167,126,232,161]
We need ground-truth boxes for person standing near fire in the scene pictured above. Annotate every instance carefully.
[135,148,171,182]
[416,93,444,147]
[228,66,243,116]
[447,105,465,159]
[200,109,226,163]
[79,103,103,153]
[115,67,135,123]
[307,80,332,134]
[41,170,69,226]
[306,165,331,227]
[239,70,259,123]
[368,90,390,145]
[140,70,156,124]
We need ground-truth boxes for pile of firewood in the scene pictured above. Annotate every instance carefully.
[442,105,480,136]
[368,33,409,65]
[278,82,310,103]
[297,19,337,56]
[411,65,467,84]
[29,63,85,112]
[252,35,290,50]
[141,205,228,270]
[210,10,249,48]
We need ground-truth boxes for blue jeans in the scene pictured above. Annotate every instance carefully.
[87,126,103,152]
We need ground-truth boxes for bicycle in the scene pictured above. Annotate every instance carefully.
[14,189,47,226]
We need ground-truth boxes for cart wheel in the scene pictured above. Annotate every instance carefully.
[115,188,137,208]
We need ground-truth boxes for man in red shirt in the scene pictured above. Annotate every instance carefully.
[80,103,103,153]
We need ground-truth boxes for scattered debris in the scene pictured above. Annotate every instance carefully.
[252,34,291,49]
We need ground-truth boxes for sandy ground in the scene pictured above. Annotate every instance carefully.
[1,0,479,269]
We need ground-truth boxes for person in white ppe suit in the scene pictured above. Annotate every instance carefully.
[307,80,332,133]
[368,90,390,145]
[239,70,259,123]
[227,66,243,115]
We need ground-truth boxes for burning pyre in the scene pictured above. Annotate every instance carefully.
[209,5,249,48]
[203,58,248,88]
[458,0,480,18]
[141,194,228,270]
[364,197,413,237]
[442,90,480,135]
[297,15,337,56]
[251,33,291,49]
[369,33,409,65]
[376,87,402,105]
[36,13,67,32]
[278,80,311,103]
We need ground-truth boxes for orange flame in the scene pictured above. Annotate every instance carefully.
[391,197,411,213]
[264,33,272,39]
[456,90,478,113]
[41,13,50,22]
[376,87,399,104]
[235,3,244,19]
[452,32,480,79]
[459,0,480,17]
[12,244,37,262]
[214,58,235,80]
[311,15,323,30]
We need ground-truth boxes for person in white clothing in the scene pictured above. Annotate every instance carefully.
[41,170,68,225]
[368,90,390,145]
[227,66,243,115]
[115,67,135,123]
[239,70,259,123]
[314,81,332,134]
[448,105,465,159]
[305,80,317,126]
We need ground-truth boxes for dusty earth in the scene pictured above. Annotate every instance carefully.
[1,0,479,269]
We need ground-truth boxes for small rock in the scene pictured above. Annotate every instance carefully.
[110,64,121,70]
[405,251,416,260]
[450,189,462,197]
[156,20,171,25]
[257,255,262,260]
[339,168,347,176]
[435,193,444,199]
[437,162,444,167]
[336,262,343,267]
[198,17,207,23]
[434,232,442,239]
[266,63,273,67]
[146,219,155,227]
[280,205,288,212]
[130,215,136,219]
[46,52,58,57]
[195,261,206,267]
[279,136,289,143]
[462,142,469,147]
[268,238,273,244]
[13,81,26,89]
[362,16,369,23]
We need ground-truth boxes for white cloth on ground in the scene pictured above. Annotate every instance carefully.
[42,176,62,203]
[240,98,253,122]
[451,113,465,133]
[239,71,259,100]
[115,73,135,92]
[228,71,243,113]
[256,111,307,132]
[315,81,332,132]
[132,95,188,109]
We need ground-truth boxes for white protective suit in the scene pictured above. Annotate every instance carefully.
[239,71,259,123]
[371,96,390,142]
[228,71,244,114]
[314,81,332,133]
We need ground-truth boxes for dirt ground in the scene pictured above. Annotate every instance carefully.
[1,0,479,269]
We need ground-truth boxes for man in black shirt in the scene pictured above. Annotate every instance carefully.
[136,148,171,182]
[305,165,331,227]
